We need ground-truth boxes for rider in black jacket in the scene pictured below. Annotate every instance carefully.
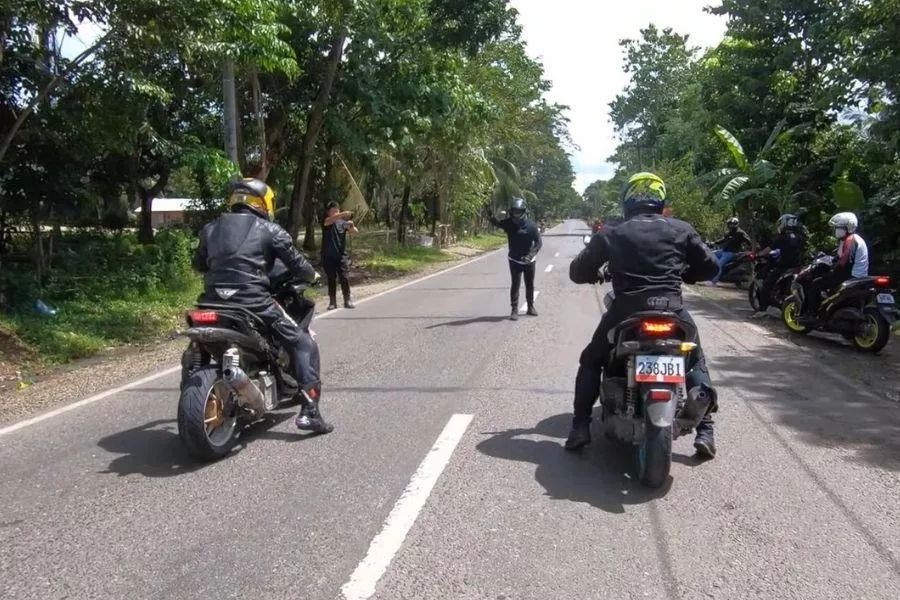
[751,214,805,317]
[193,178,333,434]
[487,197,543,320]
[566,172,720,458]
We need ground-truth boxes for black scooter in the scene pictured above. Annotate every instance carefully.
[781,254,897,353]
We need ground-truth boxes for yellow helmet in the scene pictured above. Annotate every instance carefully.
[619,172,667,216]
[226,177,275,220]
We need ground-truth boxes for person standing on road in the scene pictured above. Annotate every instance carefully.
[710,217,753,285]
[566,172,721,458]
[322,201,359,310]
[486,197,543,320]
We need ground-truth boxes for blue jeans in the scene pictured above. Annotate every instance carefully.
[711,249,735,284]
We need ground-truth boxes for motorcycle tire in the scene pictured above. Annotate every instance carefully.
[636,418,672,489]
[748,280,761,312]
[177,367,239,461]
[782,297,812,334]
[851,307,891,354]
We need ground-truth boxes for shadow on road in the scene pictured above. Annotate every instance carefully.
[476,413,673,514]
[96,412,296,477]
[425,315,513,329]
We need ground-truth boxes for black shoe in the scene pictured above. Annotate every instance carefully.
[564,421,591,451]
[694,419,716,459]
[295,394,334,434]
[526,304,538,316]
[510,307,519,321]
[344,298,356,309]
[327,303,338,311]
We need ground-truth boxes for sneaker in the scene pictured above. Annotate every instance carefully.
[526,304,538,316]
[510,307,519,321]
[564,421,591,451]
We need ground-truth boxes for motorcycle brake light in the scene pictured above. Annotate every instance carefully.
[650,389,673,402]
[189,310,219,324]
[641,321,675,335]
[874,276,890,287]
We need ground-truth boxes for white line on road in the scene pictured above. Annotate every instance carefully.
[0,249,505,436]
[554,252,559,258]
[544,264,554,273]
[340,413,474,600]
[519,290,540,313]
[0,366,182,437]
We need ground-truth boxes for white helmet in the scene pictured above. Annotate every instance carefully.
[829,212,858,234]
[776,214,798,232]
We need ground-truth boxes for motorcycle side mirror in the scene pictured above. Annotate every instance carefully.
[583,235,592,246]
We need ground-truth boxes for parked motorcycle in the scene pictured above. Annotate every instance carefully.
[747,249,802,312]
[781,253,897,353]
[593,269,715,489]
[177,276,321,460]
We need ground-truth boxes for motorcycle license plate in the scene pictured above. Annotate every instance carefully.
[877,293,895,305]
[634,355,685,383]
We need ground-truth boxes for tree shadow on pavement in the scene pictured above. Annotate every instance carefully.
[476,413,673,514]
[425,316,515,329]
[96,412,294,477]
[709,345,900,472]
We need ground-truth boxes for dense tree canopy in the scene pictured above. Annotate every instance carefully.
[588,0,900,273]
[0,0,579,257]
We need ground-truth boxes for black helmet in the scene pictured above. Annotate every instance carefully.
[509,197,526,219]
[726,217,739,229]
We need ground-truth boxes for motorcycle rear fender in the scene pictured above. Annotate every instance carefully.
[643,385,678,428]
[870,301,898,324]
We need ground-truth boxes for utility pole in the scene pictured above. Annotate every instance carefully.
[223,58,239,167]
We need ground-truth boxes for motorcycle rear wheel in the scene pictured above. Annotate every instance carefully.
[178,367,239,461]
[636,419,672,489]
[851,308,891,354]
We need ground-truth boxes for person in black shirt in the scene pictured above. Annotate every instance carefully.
[751,214,806,317]
[321,201,359,310]
[566,172,720,458]
[710,217,753,285]
[486,197,543,320]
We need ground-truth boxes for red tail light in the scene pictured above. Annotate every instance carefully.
[641,320,675,335]
[649,389,673,402]
[874,276,890,287]
[189,310,219,324]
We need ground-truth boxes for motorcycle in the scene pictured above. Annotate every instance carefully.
[593,267,715,489]
[177,276,321,460]
[709,245,755,288]
[781,253,897,353]
[747,249,803,312]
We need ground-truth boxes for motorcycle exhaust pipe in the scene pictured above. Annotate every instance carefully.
[222,366,266,415]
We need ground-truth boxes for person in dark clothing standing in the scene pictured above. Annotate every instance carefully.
[194,178,333,433]
[321,201,359,310]
[751,214,806,318]
[710,217,753,285]
[486,197,543,320]
[565,172,721,458]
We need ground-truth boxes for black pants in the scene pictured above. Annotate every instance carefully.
[803,271,847,315]
[572,302,713,424]
[758,266,787,312]
[323,256,351,304]
[509,260,536,308]
[258,301,320,395]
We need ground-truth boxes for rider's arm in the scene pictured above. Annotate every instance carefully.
[684,228,720,282]
[569,233,609,284]
[192,224,210,273]
[268,222,317,282]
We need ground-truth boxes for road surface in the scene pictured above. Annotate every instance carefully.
[2,220,899,600]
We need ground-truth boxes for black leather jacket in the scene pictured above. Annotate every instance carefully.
[194,208,317,307]
[570,212,718,309]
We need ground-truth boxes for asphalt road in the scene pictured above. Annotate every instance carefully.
[2,220,899,600]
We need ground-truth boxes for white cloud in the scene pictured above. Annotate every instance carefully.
[510,0,726,191]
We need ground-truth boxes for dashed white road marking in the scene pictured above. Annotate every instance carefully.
[340,413,474,600]
[544,264,554,273]
[554,252,560,258]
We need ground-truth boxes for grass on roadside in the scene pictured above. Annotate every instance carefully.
[457,232,507,250]
[356,245,453,275]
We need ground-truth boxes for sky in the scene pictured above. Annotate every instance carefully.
[62,2,727,195]
[509,0,727,193]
